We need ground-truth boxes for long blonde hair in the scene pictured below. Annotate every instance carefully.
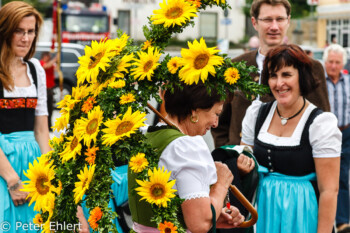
[0,1,43,90]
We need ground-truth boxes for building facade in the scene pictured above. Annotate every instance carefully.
[101,0,246,44]
[317,0,350,48]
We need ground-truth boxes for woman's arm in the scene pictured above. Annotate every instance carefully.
[181,162,235,233]
[34,115,51,154]
[315,157,340,233]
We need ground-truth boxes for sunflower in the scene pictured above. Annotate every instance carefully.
[33,213,44,226]
[81,97,96,113]
[59,135,82,163]
[224,67,240,85]
[167,57,182,74]
[131,47,161,81]
[73,164,96,204]
[76,39,113,85]
[158,221,178,233]
[109,79,126,89]
[109,34,129,56]
[102,107,147,146]
[142,40,153,50]
[74,106,104,147]
[135,167,176,207]
[214,0,225,4]
[22,158,55,212]
[179,38,223,84]
[120,93,136,105]
[72,84,90,101]
[88,207,103,230]
[85,146,99,165]
[129,153,149,173]
[151,0,198,27]
[52,110,70,132]
[114,53,134,79]
[91,77,116,97]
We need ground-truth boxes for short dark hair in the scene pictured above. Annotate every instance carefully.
[250,0,291,19]
[261,44,319,97]
[41,51,50,59]
[164,82,222,122]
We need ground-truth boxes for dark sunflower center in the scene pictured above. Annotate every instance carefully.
[86,118,98,135]
[143,60,154,72]
[194,54,209,69]
[82,178,88,188]
[115,121,133,136]
[70,136,79,150]
[88,52,104,69]
[150,184,165,199]
[166,7,183,19]
[165,228,172,233]
[35,175,49,195]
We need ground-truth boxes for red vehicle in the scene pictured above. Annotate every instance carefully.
[55,2,110,45]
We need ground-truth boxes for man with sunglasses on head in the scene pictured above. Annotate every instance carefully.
[212,1,330,232]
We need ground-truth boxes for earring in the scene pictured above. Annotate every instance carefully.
[190,115,199,123]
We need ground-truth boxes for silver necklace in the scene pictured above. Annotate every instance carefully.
[276,98,306,125]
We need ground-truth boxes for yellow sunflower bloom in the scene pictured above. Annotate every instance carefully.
[42,216,52,233]
[73,164,96,204]
[114,53,134,78]
[85,146,99,165]
[214,0,225,4]
[74,106,104,147]
[120,93,136,105]
[102,107,147,146]
[167,57,182,74]
[158,221,178,233]
[33,213,44,226]
[129,153,149,173]
[52,110,70,132]
[90,77,116,97]
[109,34,129,56]
[131,47,161,81]
[88,206,103,230]
[151,0,197,27]
[49,134,64,148]
[59,135,82,163]
[72,84,90,101]
[224,67,240,85]
[142,40,153,50]
[179,38,224,84]
[109,79,126,89]
[136,167,176,207]
[22,158,55,212]
[76,39,113,85]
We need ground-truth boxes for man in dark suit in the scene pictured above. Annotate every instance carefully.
[212,0,330,148]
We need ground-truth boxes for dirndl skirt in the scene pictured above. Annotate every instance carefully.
[0,131,41,233]
[256,166,318,233]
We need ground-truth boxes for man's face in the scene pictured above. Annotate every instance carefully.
[251,3,290,48]
[325,51,344,80]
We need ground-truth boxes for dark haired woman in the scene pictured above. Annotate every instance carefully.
[129,83,245,232]
[241,44,341,233]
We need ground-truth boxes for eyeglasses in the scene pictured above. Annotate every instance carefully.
[257,17,289,25]
[14,28,36,38]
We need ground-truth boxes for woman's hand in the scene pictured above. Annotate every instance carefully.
[8,181,29,206]
[237,154,255,176]
[215,162,234,190]
[217,206,245,228]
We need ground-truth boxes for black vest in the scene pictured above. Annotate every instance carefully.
[0,61,38,134]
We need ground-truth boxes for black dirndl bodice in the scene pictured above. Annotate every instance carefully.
[0,61,38,134]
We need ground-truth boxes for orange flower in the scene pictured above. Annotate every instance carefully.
[187,0,201,8]
[88,207,103,230]
[85,146,99,165]
[158,221,178,233]
[81,97,96,113]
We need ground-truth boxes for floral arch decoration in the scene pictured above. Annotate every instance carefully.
[23,0,268,232]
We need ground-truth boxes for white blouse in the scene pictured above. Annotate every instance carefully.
[3,58,48,116]
[242,100,342,158]
[158,135,217,200]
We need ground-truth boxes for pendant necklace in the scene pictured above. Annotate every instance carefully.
[276,98,306,126]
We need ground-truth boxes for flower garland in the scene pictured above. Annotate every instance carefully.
[22,0,269,232]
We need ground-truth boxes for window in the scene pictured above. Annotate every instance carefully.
[118,10,131,36]
[199,13,217,40]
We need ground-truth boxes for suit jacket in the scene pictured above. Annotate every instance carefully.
[211,50,331,147]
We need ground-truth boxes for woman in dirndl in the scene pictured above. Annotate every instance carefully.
[241,44,341,233]
[0,2,51,232]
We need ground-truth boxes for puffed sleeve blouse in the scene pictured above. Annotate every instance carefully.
[158,135,218,200]
[241,100,341,158]
[3,58,48,116]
